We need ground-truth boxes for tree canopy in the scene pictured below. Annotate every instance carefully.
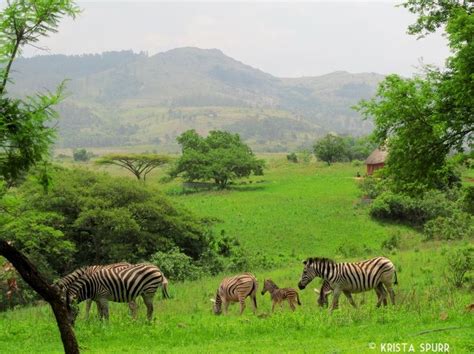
[96,153,170,180]
[357,0,473,192]
[171,130,265,188]
[313,134,347,165]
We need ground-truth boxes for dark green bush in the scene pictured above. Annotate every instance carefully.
[445,246,473,288]
[424,211,473,241]
[286,153,298,163]
[150,248,203,281]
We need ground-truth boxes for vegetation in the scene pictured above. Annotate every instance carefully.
[357,0,473,193]
[1,160,473,353]
[313,134,375,165]
[170,130,265,188]
[96,153,170,180]
[72,148,92,162]
[0,0,80,352]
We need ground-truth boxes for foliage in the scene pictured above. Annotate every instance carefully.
[286,152,298,163]
[96,153,170,180]
[170,130,265,188]
[445,245,473,288]
[313,134,347,165]
[424,210,473,241]
[150,248,203,282]
[72,148,92,162]
[343,135,377,162]
[358,175,387,199]
[356,2,473,193]
[369,190,454,226]
[8,168,217,275]
[381,232,401,252]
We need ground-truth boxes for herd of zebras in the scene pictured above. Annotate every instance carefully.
[57,256,397,322]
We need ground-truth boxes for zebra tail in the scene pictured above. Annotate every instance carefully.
[297,292,301,306]
[394,271,398,285]
[162,284,170,299]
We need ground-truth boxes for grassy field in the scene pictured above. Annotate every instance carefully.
[0,158,472,353]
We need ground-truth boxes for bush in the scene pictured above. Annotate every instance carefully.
[424,211,473,241]
[359,176,386,199]
[286,153,298,163]
[150,248,203,281]
[352,159,363,167]
[73,148,93,162]
[445,246,473,288]
[381,232,401,251]
[370,190,453,226]
[461,185,474,214]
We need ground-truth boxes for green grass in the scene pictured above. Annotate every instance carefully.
[1,158,472,353]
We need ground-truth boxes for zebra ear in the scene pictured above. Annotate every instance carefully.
[210,298,216,303]
[303,260,307,265]
[314,288,320,294]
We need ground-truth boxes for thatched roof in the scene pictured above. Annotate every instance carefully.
[365,148,388,165]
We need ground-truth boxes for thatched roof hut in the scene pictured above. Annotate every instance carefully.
[365,148,388,175]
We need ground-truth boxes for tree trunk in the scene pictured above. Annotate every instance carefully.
[0,240,80,354]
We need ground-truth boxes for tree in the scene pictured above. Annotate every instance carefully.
[96,153,170,180]
[313,134,348,165]
[171,130,265,188]
[0,1,80,353]
[356,1,473,192]
[72,148,92,162]
[343,135,377,162]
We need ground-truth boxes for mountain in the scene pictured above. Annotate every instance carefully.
[9,48,384,152]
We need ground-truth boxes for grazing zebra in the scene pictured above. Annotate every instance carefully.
[314,280,388,307]
[261,279,301,312]
[298,256,397,311]
[67,263,165,321]
[211,273,258,315]
[57,263,132,319]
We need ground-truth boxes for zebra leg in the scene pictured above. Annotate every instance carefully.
[343,291,357,308]
[84,299,92,319]
[223,300,230,315]
[288,298,296,311]
[251,295,257,314]
[97,298,109,321]
[330,288,342,313]
[271,300,276,313]
[142,294,154,321]
[375,284,388,307]
[385,284,395,305]
[239,297,246,315]
[128,301,138,319]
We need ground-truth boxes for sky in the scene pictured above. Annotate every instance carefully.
[22,1,450,77]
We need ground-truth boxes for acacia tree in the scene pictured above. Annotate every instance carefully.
[0,1,80,353]
[96,153,170,180]
[357,0,473,193]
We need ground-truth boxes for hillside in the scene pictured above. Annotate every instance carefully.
[9,48,384,151]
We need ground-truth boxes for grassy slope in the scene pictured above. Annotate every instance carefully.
[0,159,472,353]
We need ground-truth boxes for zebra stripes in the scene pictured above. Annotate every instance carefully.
[261,279,301,312]
[57,263,132,319]
[67,263,165,321]
[298,256,397,311]
[211,273,258,315]
[314,280,388,307]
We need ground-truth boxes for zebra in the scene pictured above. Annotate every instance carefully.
[66,263,165,322]
[298,256,397,311]
[57,263,132,319]
[261,279,301,312]
[314,279,388,307]
[211,273,258,315]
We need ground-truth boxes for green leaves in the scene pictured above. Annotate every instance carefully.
[171,130,265,188]
[96,153,171,180]
[313,134,348,165]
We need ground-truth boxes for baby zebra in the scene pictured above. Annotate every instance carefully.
[298,256,397,312]
[57,262,132,319]
[67,263,165,322]
[211,273,258,315]
[314,280,388,307]
[261,279,301,312]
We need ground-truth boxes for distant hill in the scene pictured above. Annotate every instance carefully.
[9,48,384,151]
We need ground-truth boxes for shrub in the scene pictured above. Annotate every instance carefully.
[445,246,473,288]
[72,148,93,162]
[381,232,401,251]
[461,185,474,214]
[352,159,363,167]
[359,176,385,199]
[286,153,298,163]
[150,247,203,281]
[424,211,473,241]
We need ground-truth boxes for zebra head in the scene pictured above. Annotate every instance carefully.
[298,258,318,290]
[211,291,222,315]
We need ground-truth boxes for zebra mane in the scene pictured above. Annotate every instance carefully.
[305,257,336,265]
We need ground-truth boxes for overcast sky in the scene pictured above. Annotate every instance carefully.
[23,1,450,77]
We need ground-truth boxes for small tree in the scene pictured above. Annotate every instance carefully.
[96,153,170,180]
[72,148,91,162]
[0,1,80,353]
[313,134,348,165]
[171,130,265,188]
